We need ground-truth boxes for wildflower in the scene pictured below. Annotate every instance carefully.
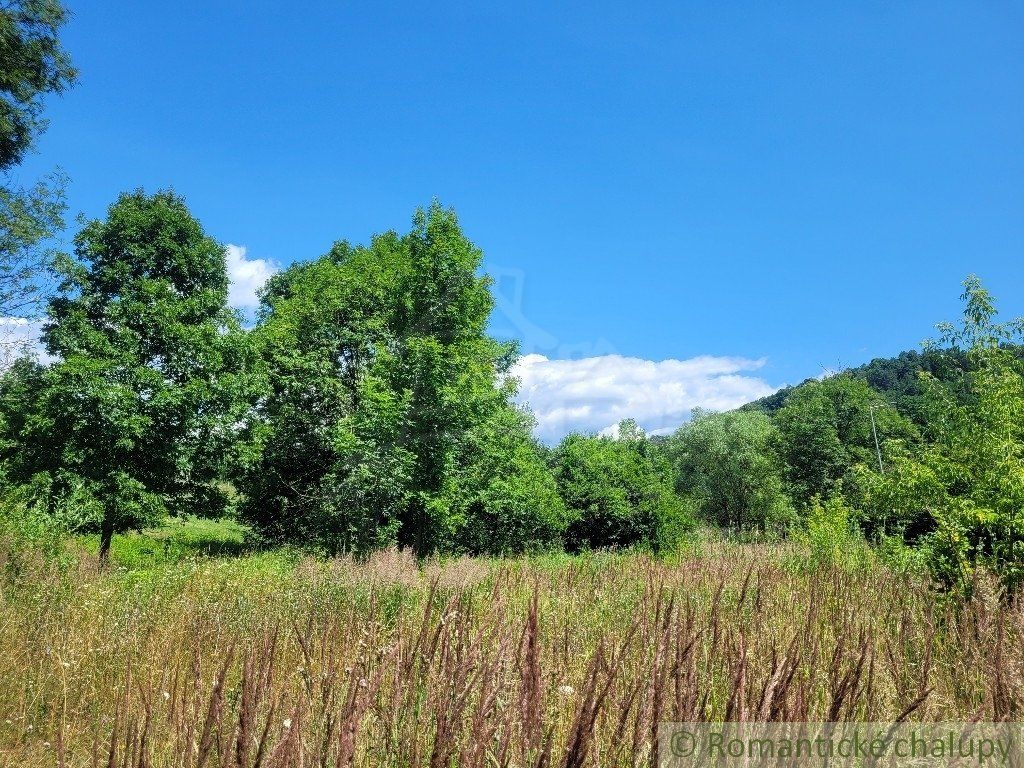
[358,678,368,688]
[162,691,170,700]
[557,684,575,696]
[283,718,292,729]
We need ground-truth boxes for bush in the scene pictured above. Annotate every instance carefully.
[877,533,929,577]
[553,430,694,552]
[455,407,568,554]
[793,492,870,571]
[0,495,75,583]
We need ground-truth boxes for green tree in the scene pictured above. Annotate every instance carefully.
[0,355,44,476]
[773,375,918,507]
[240,203,564,556]
[664,409,794,532]
[858,276,1024,591]
[742,347,984,423]
[455,404,567,554]
[0,0,75,169]
[238,239,414,554]
[31,190,249,560]
[553,427,691,552]
[389,203,518,554]
[0,0,76,336]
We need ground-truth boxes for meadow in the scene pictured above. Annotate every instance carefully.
[2,4,1023,767]
[1,519,1020,767]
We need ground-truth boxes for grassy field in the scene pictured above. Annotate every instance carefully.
[0,521,1021,767]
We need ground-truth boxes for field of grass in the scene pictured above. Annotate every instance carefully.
[1,521,1022,767]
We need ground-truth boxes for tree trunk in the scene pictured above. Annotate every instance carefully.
[98,515,114,565]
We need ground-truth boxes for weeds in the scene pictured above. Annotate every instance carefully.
[0,541,1021,766]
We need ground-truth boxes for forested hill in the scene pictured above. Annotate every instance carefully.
[744,344,1024,421]
[742,347,981,419]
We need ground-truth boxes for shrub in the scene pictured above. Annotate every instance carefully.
[793,492,870,571]
[553,430,694,552]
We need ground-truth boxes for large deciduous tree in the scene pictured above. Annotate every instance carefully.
[33,190,249,559]
[664,409,794,532]
[240,202,566,556]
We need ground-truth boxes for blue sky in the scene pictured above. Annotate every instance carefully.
[15,1,1024,439]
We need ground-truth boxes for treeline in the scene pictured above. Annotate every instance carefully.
[2,2,1022,595]
[1,188,1023,598]
[662,282,1024,593]
[0,192,689,560]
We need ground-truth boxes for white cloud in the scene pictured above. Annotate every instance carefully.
[0,317,50,368]
[510,353,779,442]
[0,246,277,368]
[225,244,278,308]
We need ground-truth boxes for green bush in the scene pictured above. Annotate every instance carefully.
[876,532,929,576]
[793,493,870,571]
[0,495,75,583]
[553,429,694,552]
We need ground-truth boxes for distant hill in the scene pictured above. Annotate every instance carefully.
[742,348,978,420]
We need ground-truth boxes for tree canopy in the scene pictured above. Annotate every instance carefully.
[238,202,565,556]
[661,409,794,532]
[554,426,693,552]
[19,190,249,559]
[856,277,1024,591]
[0,0,76,351]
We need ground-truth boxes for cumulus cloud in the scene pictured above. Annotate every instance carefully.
[0,317,49,368]
[0,244,277,368]
[510,353,779,442]
[225,244,278,308]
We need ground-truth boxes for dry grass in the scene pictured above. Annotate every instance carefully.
[0,540,1021,767]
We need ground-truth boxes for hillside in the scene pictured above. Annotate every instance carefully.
[742,347,981,420]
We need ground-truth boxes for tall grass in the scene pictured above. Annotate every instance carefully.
[0,532,1021,767]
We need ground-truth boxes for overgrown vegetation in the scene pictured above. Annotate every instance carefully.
[0,188,1022,594]
[1,1,1022,594]
[2,526,1023,766]
[1,1,1024,761]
